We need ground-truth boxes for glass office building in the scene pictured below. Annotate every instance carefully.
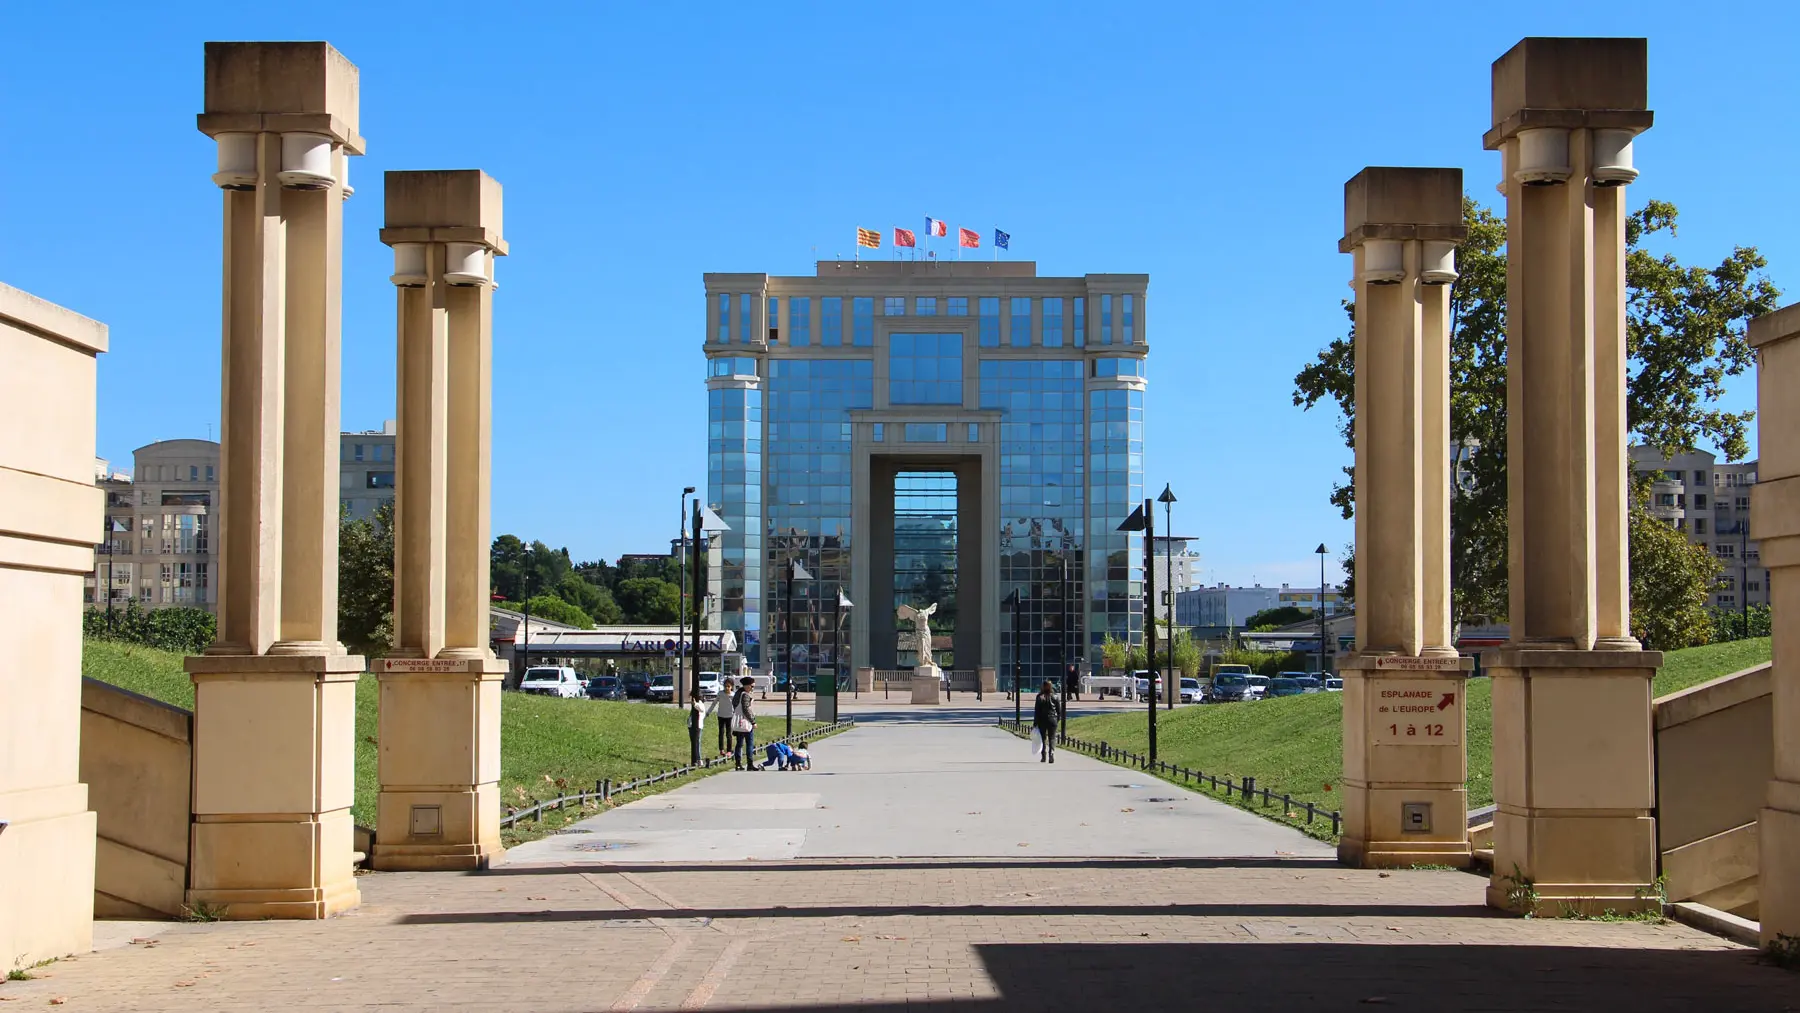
[704,261,1147,691]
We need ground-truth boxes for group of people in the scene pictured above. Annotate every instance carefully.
[695,675,811,771]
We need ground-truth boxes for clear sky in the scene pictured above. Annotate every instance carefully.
[5,3,1794,590]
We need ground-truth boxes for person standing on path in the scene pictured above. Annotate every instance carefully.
[732,675,761,770]
[706,681,732,755]
[1033,679,1061,763]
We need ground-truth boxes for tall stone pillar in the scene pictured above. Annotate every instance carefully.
[373,171,508,871]
[186,41,365,920]
[0,285,104,964]
[1748,302,1800,946]
[1336,167,1473,868]
[1483,37,1661,915]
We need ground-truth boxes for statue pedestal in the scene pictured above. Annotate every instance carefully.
[911,664,943,705]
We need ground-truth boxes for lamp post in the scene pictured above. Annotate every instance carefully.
[1158,485,1178,711]
[786,558,811,737]
[689,503,730,764]
[1005,588,1022,727]
[836,588,855,698]
[1118,500,1156,762]
[678,486,694,706]
[1314,543,1329,675]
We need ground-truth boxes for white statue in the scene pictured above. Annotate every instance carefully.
[896,602,944,682]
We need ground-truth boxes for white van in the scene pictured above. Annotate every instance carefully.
[520,666,583,698]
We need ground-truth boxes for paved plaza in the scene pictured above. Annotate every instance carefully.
[1,716,1793,1011]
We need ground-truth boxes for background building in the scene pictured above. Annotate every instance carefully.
[703,260,1148,690]
[340,420,397,521]
[1632,445,1765,610]
[1175,582,1344,639]
[1150,534,1200,627]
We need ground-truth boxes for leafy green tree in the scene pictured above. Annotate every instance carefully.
[338,501,395,657]
[1101,634,1128,673]
[489,535,573,603]
[1629,494,1720,650]
[506,593,594,630]
[1171,630,1201,678]
[1706,603,1771,643]
[1295,198,1779,623]
[1126,644,1149,672]
[615,577,681,624]
[555,573,622,625]
[1243,605,1314,631]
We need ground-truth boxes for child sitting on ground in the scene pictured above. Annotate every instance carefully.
[761,741,812,771]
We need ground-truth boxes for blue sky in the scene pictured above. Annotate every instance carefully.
[5,3,1794,589]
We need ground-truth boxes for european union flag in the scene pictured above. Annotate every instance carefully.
[994,229,1011,250]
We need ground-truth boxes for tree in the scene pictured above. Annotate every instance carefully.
[1243,605,1313,631]
[555,573,622,625]
[339,502,395,657]
[1101,635,1128,673]
[615,577,681,624]
[1295,198,1779,623]
[1171,630,1201,678]
[510,593,594,630]
[490,535,573,603]
[1629,492,1720,650]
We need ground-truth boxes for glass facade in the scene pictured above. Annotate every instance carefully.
[915,297,937,316]
[789,296,810,346]
[1043,297,1064,348]
[1100,294,1113,345]
[888,333,964,406]
[708,383,763,660]
[884,296,906,316]
[821,297,843,347]
[716,293,730,343]
[894,471,958,668]
[1010,297,1032,348]
[1088,386,1145,649]
[948,297,968,316]
[1094,357,1145,378]
[1074,297,1085,347]
[853,297,874,346]
[739,293,753,345]
[979,297,1000,347]
[904,423,949,442]
[1123,294,1136,344]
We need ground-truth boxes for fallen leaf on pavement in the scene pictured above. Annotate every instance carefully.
[841,936,861,943]
[48,1000,67,1006]
[1120,807,1135,813]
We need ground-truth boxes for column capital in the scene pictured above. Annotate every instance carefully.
[197,41,364,154]
[1339,167,1467,253]
[380,170,508,255]
[1484,37,1653,150]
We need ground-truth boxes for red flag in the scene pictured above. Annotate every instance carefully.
[958,227,979,248]
[894,227,916,248]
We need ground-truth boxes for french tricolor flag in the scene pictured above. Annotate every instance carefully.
[925,217,948,238]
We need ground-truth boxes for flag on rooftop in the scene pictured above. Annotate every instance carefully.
[958,227,979,248]
[925,217,947,237]
[856,228,881,249]
[994,229,1010,250]
[894,227,916,248]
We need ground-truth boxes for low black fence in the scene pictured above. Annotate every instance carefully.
[1000,719,1343,837]
[500,719,856,829]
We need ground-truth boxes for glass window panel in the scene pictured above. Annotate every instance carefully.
[790,296,811,346]
[1101,294,1113,345]
[1124,294,1136,343]
[915,297,936,316]
[884,296,905,316]
[1043,297,1063,348]
[903,423,948,442]
[717,292,731,343]
[979,297,1000,347]
[853,297,874,346]
[821,297,843,347]
[872,422,884,442]
[1010,297,1032,348]
[739,293,753,345]
[768,297,779,341]
[1074,296,1085,347]
[887,333,963,405]
[947,296,968,316]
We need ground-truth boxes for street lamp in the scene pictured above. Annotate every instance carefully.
[1005,588,1023,728]
[689,503,730,765]
[1158,484,1178,711]
[1314,543,1330,676]
[678,486,695,705]
[786,558,812,737]
[836,588,855,698]
[1118,499,1157,762]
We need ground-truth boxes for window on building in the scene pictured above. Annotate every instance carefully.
[821,297,843,347]
[784,296,809,346]
[717,292,731,343]
[915,297,937,316]
[853,297,874,346]
[368,472,395,489]
[1737,497,1750,509]
[888,333,964,405]
[1124,294,1137,343]
[1721,575,1736,590]
[1010,297,1032,347]
[768,297,780,342]
[1694,493,1707,509]
[968,423,980,442]
[1043,297,1064,347]
[1073,296,1086,347]
[1694,518,1707,534]
[1718,544,1736,558]
[1101,294,1114,344]
[1655,493,1675,507]
[709,356,757,378]
[1695,470,1707,484]
[1094,358,1146,378]
[979,297,1000,346]
[1748,581,1762,591]
[739,293,753,344]
[1718,594,1736,605]
[1676,518,1687,531]
[161,491,210,507]
[872,423,885,442]
[904,423,948,442]
[884,297,906,316]
[354,443,365,462]
[189,465,199,481]
[947,296,968,316]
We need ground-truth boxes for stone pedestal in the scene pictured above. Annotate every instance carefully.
[186,655,364,918]
[0,285,104,964]
[1485,649,1661,915]
[910,675,941,705]
[978,666,998,694]
[855,667,874,693]
[1339,656,1474,868]
[371,658,506,871]
[1749,302,1800,945]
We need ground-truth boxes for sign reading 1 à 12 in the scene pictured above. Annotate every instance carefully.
[1371,679,1463,746]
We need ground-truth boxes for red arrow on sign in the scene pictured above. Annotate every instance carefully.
[1438,693,1456,711]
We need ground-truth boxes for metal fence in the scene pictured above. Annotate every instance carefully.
[999,719,1343,836]
[499,719,856,829]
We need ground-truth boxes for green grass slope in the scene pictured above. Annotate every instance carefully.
[80,639,809,835]
[1068,637,1771,828]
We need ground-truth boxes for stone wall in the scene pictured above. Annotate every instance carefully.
[80,679,193,918]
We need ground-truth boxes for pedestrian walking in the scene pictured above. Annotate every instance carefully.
[732,675,760,770]
[706,680,732,755]
[1033,679,1061,763]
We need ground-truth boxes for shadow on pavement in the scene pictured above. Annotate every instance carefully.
[399,901,1496,925]
[482,856,1344,875]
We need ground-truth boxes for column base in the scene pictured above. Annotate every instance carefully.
[855,667,874,692]
[978,666,998,694]
[1339,837,1473,869]
[1337,655,1473,870]
[373,658,505,872]
[1486,647,1661,916]
[1760,785,1800,946]
[0,785,96,965]
[188,809,361,919]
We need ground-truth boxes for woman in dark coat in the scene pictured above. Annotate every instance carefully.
[1033,680,1061,763]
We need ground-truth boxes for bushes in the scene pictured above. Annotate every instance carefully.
[83,601,215,655]
[1707,604,1772,643]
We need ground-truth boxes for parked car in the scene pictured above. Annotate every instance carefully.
[520,666,583,698]
[1210,671,1254,703]
[1278,672,1324,694]
[1324,677,1344,692]
[584,675,625,701]
[1266,677,1311,698]
[1132,670,1161,701]
[1178,677,1204,704]
[622,672,651,699]
[697,672,724,700]
[647,673,676,703]
[1245,674,1271,701]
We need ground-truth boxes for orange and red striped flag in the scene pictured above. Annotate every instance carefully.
[856,228,881,249]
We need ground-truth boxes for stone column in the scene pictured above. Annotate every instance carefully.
[0,284,105,964]
[1748,302,1800,946]
[186,41,365,920]
[374,171,508,871]
[1483,37,1661,915]
[1336,167,1473,869]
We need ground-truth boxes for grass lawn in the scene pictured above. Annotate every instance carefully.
[81,639,825,843]
[1066,637,1772,838]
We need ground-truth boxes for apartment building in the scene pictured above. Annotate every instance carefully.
[1632,445,1766,610]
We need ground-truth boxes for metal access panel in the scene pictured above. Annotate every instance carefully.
[410,804,443,836]
[1402,802,1432,833]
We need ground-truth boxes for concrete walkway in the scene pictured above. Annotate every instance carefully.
[502,720,1334,865]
